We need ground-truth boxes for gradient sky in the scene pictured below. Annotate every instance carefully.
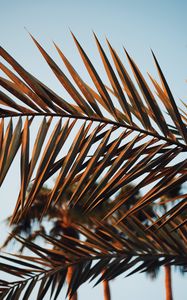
[0,1,186,299]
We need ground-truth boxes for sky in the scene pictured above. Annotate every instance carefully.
[0,0,187,299]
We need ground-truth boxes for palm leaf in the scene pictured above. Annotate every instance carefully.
[0,215,186,299]
[0,35,186,241]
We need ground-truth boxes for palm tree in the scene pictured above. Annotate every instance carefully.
[2,183,112,300]
[0,34,187,298]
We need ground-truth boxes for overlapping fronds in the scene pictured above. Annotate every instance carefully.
[0,34,186,226]
[0,214,187,299]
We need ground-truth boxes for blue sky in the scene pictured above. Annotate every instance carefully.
[0,0,186,299]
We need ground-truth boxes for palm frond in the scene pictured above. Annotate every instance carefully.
[0,35,187,227]
[0,215,186,299]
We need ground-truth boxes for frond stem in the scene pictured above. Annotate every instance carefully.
[2,251,186,297]
[1,112,187,150]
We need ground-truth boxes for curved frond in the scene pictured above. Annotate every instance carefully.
[0,36,186,227]
[0,216,186,299]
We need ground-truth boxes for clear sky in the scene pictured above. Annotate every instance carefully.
[0,0,186,299]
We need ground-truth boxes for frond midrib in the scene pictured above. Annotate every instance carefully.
[2,250,186,295]
[2,111,187,150]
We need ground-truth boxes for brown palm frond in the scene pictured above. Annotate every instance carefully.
[0,214,186,299]
[0,36,187,225]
